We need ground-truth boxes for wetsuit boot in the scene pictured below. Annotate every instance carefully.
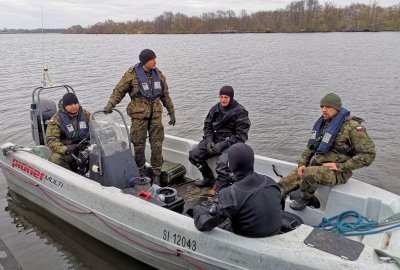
[194,163,215,188]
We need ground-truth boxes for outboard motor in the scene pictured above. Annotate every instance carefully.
[31,98,57,145]
[30,85,76,146]
[88,109,139,189]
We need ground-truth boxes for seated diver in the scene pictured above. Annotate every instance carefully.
[193,143,282,237]
[189,86,251,193]
[46,93,91,172]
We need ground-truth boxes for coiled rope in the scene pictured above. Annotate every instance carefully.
[315,210,400,237]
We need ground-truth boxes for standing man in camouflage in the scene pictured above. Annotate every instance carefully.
[277,93,376,211]
[104,49,175,182]
[46,93,91,171]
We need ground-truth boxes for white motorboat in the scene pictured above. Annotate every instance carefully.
[0,85,399,270]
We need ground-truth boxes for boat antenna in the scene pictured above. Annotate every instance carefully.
[41,3,53,87]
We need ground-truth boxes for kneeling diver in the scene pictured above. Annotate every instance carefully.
[193,143,282,237]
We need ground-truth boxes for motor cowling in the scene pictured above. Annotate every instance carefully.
[31,99,57,145]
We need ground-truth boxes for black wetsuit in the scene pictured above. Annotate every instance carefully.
[188,99,250,191]
[193,143,282,237]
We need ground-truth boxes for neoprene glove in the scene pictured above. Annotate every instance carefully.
[212,141,228,154]
[65,144,78,156]
[206,142,215,154]
[168,113,176,126]
[104,103,114,114]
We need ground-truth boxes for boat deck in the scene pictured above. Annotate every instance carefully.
[170,177,214,213]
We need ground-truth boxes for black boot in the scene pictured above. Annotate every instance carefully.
[194,163,215,188]
[289,189,320,209]
[290,192,312,211]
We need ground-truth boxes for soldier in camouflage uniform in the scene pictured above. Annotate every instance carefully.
[46,93,91,171]
[277,93,376,211]
[104,49,175,181]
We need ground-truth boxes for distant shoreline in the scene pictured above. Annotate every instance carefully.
[1,30,399,34]
[3,2,400,34]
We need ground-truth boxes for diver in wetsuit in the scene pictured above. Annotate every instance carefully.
[193,143,282,237]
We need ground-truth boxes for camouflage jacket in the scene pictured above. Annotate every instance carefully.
[45,106,91,155]
[298,116,376,172]
[106,66,175,120]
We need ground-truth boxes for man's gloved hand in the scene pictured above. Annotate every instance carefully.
[168,113,176,126]
[206,142,215,154]
[104,103,114,114]
[65,144,78,156]
[212,141,228,154]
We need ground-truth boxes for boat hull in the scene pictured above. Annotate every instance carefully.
[1,137,400,270]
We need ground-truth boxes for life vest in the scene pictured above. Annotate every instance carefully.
[58,107,88,142]
[308,108,350,154]
[134,63,163,100]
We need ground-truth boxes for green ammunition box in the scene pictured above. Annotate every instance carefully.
[160,160,186,187]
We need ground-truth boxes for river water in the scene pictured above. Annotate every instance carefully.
[0,33,399,269]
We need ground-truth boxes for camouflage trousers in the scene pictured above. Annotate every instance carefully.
[277,166,352,197]
[48,152,74,170]
[130,116,164,175]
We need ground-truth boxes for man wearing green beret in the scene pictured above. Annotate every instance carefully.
[277,93,376,211]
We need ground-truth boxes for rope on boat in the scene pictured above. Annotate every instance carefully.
[315,210,400,237]
[2,145,46,159]
[0,162,207,270]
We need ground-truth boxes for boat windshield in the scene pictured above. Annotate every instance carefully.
[89,113,130,157]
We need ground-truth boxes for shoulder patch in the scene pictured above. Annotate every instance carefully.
[356,126,364,131]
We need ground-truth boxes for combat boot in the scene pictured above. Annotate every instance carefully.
[289,197,310,211]
[289,189,320,209]
[289,192,313,211]
[194,163,215,188]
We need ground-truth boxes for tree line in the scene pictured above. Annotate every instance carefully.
[8,0,399,34]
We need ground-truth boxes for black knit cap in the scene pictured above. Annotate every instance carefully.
[219,85,234,99]
[139,49,156,65]
[62,93,79,106]
[228,143,254,180]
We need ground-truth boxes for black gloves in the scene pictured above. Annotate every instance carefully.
[65,144,77,156]
[193,205,226,232]
[211,141,228,154]
[206,142,215,154]
[168,113,176,126]
[104,103,114,114]
[206,141,229,155]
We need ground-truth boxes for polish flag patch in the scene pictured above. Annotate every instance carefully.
[356,126,364,131]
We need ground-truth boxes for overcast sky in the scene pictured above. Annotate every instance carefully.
[1,0,398,29]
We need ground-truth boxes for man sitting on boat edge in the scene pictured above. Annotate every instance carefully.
[193,143,282,237]
[46,93,91,172]
[189,86,251,194]
[277,93,376,211]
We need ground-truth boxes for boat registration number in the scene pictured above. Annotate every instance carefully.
[163,230,197,251]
